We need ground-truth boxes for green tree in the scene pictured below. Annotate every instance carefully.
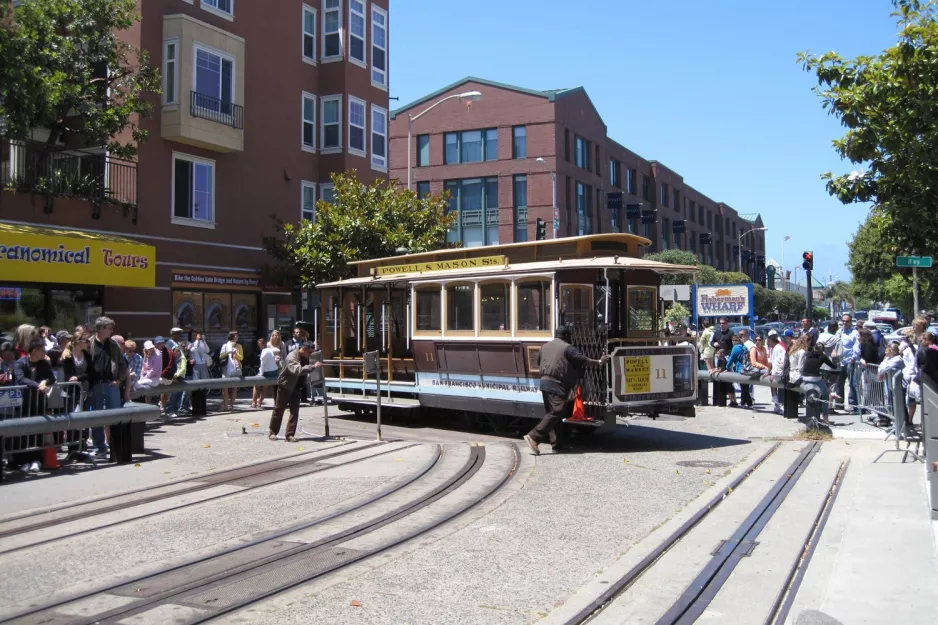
[798,0,938,256]
[644,250,698,285]
[0,0,159,157]
[663,302,691,329]
[847,212,934,313]
[262,172,457,288]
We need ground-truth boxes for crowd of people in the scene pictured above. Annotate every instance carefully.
[697,312,938,426]
[1,319,331,474]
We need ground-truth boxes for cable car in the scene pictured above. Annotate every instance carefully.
[315,233,698,431]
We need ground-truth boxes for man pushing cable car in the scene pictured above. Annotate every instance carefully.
[524,326,608,455]
[268,321,320,442]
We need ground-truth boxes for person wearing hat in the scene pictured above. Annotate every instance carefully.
[523,326,607,455]
[154,336,175,415]
[137,340,161,390]
[269,340,321,442]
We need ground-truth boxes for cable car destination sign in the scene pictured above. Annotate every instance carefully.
[373,255,506,276]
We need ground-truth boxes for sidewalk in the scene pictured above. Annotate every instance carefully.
[789,442,938,625]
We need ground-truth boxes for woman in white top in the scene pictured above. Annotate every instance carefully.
[787,334,811,386]
[252,333,282,408]
[219,330,243,411]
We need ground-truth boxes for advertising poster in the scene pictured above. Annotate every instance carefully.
[610,345,698,406]
[173,291,203,331]
[204,293,231,332]
[231,293,258,330]
[694,284,753,318]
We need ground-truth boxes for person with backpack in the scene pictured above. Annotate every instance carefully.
[724,334,753,408]
[87,316,128,456]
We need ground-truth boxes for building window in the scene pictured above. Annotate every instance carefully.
[162,40,178,105]
[513,175,527,242]
[202,0,233,18]
[690,235,697,255]
[611,207,621,233]
[512,126,526,159]
[446,284,475,332]
[627,168,636,194]
[662,217,670,249]
[698,204,704,224]
[320,95,342,151]
[565,176,572,233]
[673,189,680,212]
[443,129,497,164]
[349,0,366,65]
[564,129,570,162]
[416,181,430,199]
[595,145,600,176]
[732,222,737,237]
[595,188,603,234]
[301,92,316,151]
[301,181,315,221]
[642,175,651,202]
[707,210,712,229]
[301,5,317,63]
[415,288,441,332]
[444,177,499,247]
[320,183,335,203]
[322,0,342,60]
[417,134,430,167]
[660,182,669,207]
[371,6,387,88]
[348,96,366,156]
[172,153,214,225]
[194,45,234,115]
[643,221,650,239]
[610,159,621,188]
[575,181,592,235]
[371,105,388,170]
[575,135,590,170]
[517,280,551,332]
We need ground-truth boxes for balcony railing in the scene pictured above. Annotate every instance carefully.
[190,91,244,129]
[0,137,139,220]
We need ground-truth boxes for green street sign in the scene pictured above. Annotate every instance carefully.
[896,256,933,268]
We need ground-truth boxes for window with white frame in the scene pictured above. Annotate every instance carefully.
[322,0,342,60]
[321,95,342,151]
[173,153,215,224]
[194,45,234,114]
[348,97,366,156]
[349,0,366,65]
[301,92,316,151]
[302,5,316,63]
[371,105,387,170]
[162,39,178,105]
[202,0,233,16]
[301,181,316,221]
[371,6,387,88]
[321,183,335,204]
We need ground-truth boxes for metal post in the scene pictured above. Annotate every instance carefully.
[913,266,920,316]
[321,378,330,438]
[551,172,558,239]
[407,115,413,191]
[805,268,813,318]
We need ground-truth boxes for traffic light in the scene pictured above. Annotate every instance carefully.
[802,251,814,271]
[535,218,546,241]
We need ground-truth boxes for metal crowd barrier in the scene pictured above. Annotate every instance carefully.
[856,363,893,420]
[875,370,924,464]
[922,381,938,519]
[696,370,806,419]
[1,382,160,477]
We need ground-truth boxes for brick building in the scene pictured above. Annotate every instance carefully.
[0,0,390,347]
[390,77,766,276]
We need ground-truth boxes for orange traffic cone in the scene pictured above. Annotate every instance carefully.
[41,434,61,470]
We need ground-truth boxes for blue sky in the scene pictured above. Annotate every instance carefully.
[389,0,900,285]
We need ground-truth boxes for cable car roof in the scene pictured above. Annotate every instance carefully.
[317,254,698,288]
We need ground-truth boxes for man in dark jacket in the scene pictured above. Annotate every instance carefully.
[523,327,607,455]
[13,340,57,416]
[87,316,128,455]
[268,340,321,442]
[710,318,734,354]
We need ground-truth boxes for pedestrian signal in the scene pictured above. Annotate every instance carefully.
[535,218,546,240]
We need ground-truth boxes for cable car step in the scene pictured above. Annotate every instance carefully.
[561,418,604,427]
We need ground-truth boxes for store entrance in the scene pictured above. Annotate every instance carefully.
[0,285,103,332]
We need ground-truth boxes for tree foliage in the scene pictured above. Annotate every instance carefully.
[847,212,933,313]
[262,172,458,288]
[754,285,811,320]
[0,0,159,158]
[798,0,938,256]
[644,250,750,286]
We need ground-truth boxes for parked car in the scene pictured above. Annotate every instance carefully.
[884,326,910,343]
[855,310,868,321]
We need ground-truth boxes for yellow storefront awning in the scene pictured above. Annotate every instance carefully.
[0,223,156,288]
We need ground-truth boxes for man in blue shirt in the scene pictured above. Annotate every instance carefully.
[834,313,860,412]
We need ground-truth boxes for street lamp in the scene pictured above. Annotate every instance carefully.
[738,227,768,277]
[535,157,558,239]
[407,90,483,190]
[781,235,790,289]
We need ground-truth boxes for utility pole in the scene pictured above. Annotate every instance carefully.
[802,251,814,318]
[913,266,920,316]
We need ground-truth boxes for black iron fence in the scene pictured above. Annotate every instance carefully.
[190,91,244,129]
[0,137,138,209]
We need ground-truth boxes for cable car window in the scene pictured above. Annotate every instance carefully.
[560,284,593,324]
[480,282,510,332]
[446,283,475,332]
[415,287,441,332]
[627,286,656,335]
[517,280,551,332]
